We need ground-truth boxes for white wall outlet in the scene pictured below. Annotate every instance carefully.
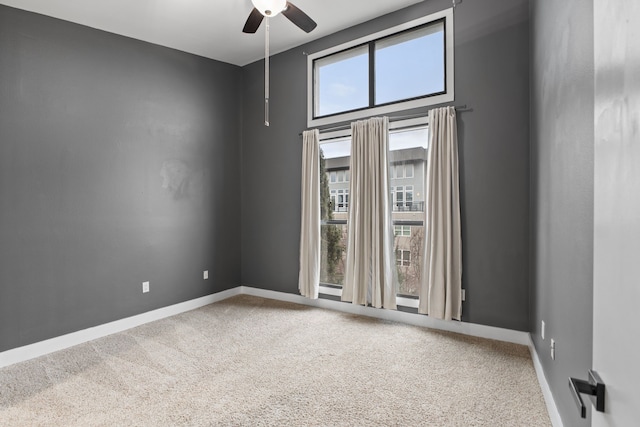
[461,289,466,301]
[550,339,556,360]
[541,320,545,340]
[203,270,209,280]
[142,281,150,293]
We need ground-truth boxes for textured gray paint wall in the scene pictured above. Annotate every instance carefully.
[241,0,531,331]
[530,0,594,425]
[0,5,242,352]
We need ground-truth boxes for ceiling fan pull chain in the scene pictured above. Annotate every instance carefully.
[264,16,270,127]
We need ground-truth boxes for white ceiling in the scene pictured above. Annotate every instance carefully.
[0,0,424,66]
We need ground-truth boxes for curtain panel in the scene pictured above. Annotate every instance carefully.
[342,117,397,309]
[298,129,321,299]
[419,106,462,320]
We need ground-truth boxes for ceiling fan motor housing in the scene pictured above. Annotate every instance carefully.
[251,0,287,17]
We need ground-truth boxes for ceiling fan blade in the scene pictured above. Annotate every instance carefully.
[282,2,317,33]
[243,7,264,33]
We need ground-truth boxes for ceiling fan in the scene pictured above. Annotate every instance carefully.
[242,0,317,34]
[242,0,317,126]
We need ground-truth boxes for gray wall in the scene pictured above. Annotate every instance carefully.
[0,5,242,352]
[241,0,531,331]
[530,0,594,425]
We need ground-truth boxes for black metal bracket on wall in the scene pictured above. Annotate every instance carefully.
[569,370,606,418]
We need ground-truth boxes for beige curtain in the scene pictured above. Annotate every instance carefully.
[419,106,462,320]
[342,117,397,309]
[298,129,320,299]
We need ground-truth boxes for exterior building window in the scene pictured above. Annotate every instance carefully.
[391,163,415,179]
[330,171,337,183]
[336,189,349,212]
[308,9,454,127]
[405,164,414,178]
[396,250,411,267]
[395,225,411,236]
[406,186,414,208]
[391,185,415,211]
[396,187,404,208]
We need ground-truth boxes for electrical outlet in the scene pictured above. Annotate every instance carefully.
[550,339,556,360]
[461,289,466,301]
[541,320,545,340]
[203,270,209,280]
[142,281,150,293]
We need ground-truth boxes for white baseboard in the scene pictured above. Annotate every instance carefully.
[0,287,241,369]
[241,286,531,346]
[528,335,564,427]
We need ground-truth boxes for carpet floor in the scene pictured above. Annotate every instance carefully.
[0,295,551,426]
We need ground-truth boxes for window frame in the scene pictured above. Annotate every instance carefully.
[396,249,411,267]
[307,8,454,128]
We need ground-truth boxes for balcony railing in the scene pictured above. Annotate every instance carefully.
[329,201,425,213]
[392,201,424,212]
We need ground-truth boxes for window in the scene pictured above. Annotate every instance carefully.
[330,171,337,183]
[394,186,403,209]
[336,189,349,212]
[392,186,415,211]
[319,120,427,299]
[395,225,411,236]
[396,250,411,267]
[375,23,445,105]
[391,163,414,179]
[308,8,454,127]
[314,46,369,117]
[405,164,414,179]
[406,186,414,208]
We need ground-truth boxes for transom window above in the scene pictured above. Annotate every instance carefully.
[308,8,454,127]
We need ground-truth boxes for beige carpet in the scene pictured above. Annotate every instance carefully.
[0,295,551,426]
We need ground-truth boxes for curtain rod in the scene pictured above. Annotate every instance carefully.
[299,104,470,137]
